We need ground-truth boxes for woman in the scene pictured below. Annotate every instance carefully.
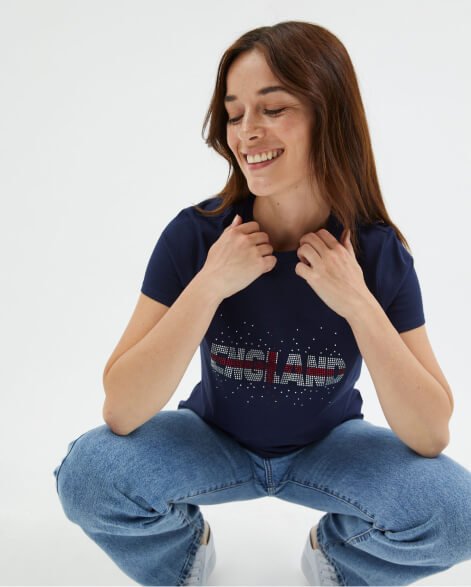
[53,21,471,586]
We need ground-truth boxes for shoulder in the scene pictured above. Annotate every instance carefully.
[357,221,412,265]
[158,195,237,273]
[157,195,220,240]
[162,195,240,253]
[357,220,395,244]
[356,221,416,299]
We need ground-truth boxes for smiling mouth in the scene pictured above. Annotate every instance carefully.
[243,149,285,167]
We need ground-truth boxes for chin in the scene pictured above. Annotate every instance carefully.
[248,188,274,197]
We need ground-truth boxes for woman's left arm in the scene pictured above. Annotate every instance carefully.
[346,295,454,459]
[295,227,454,459]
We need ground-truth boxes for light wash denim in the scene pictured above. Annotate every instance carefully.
[53,408,471,586]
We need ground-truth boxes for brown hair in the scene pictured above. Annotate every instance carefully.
[193,20,411,257]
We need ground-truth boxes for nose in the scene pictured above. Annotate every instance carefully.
[237,112,265,142]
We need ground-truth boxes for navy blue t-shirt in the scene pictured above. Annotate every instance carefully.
[140,193,426,458]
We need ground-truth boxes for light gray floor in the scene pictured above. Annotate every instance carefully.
[4,498,471,585]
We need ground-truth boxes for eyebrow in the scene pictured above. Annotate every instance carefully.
[224,85,291,103]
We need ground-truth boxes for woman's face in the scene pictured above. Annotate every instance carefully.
[225,49,314,196]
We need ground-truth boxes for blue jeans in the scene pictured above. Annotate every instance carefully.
[53,408,471,586]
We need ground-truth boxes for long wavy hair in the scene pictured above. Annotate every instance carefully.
[193,20,411,257]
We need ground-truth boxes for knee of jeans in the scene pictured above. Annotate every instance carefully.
[440,467,471,562]
[55,426,117,524]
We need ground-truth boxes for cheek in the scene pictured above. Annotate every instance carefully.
[226,132,233,150]
[226,137,238,159]
[278,122,308,152]
[288,139,312,168]
[226,131,240,159]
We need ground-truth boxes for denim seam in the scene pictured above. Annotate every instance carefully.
[287,477,382,585]
[176,509,205,586]
[247,454,262,490]
[171,499,208,534]
[272,479,294,495]
[263,459,275,491]
[344,526,376,545]
[318,517,380,586]
[288,479,377,522]
[172,477,254,502]
[317,517,348,587]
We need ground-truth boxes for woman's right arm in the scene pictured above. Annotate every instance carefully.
[103,213,275,436]
[102,270,223,436]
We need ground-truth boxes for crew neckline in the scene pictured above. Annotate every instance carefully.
[239,193,343,260]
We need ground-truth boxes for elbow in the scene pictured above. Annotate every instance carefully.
[417,431,450,459]
[421,410,452,458]
[433,421,451,456]
[416,446,444,459]
[105,421,131,436]
[102,372,132,436]
[102,401,132,436]
[433,429,451,457]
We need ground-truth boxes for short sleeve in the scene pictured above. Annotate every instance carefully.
[376,229,426,333]
[140,229,183,307]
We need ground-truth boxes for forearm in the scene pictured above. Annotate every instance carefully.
[346,293,452,458]
[103,271,223,435]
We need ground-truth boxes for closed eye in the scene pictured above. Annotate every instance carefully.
[227,108,286,125]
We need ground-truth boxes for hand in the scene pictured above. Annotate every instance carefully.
[294,227,371,319]
[201,213,277,300]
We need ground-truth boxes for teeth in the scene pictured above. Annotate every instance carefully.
[247,149,283,164]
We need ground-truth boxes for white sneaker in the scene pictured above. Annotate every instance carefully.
[301,525,342,586]
[182,521,216,586]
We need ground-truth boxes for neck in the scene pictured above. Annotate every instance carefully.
[252,193,331,252]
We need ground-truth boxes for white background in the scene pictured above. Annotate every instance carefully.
[1,0,470,585]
